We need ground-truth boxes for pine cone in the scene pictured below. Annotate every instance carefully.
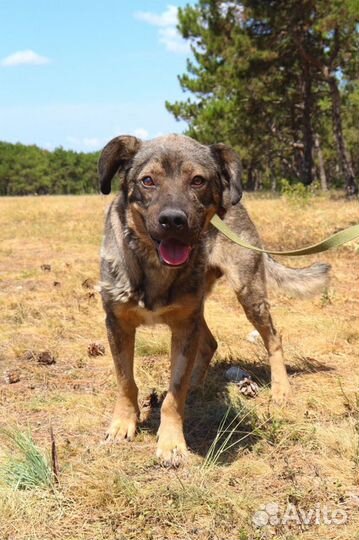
[87,342,105,357]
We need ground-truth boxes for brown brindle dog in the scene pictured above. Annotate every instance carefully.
[98,134,330,466]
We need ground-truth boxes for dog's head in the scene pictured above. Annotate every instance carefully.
[99,134,242,267]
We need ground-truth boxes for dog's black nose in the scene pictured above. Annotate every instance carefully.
[159,208,188,231]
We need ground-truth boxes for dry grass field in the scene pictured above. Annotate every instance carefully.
[0,193,358,540]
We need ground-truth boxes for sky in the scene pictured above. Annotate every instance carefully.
[0,1,194,152]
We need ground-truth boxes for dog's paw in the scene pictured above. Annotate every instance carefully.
[156,427,188,468]
[105,414,138,443]
[271,379,291,406]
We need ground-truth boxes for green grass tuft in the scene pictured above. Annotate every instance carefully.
[201,400,261,470]
[0,428,54,490]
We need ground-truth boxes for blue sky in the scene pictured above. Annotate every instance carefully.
[0,1,194,152]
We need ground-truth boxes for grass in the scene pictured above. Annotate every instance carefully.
[0,428,54,490]
[0,193,359,539]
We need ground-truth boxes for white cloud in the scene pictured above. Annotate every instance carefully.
[134,5,190,54]
[159,26,190,54]
[135,5,178,27]
[1,49,50,67]
[133,128,149,139]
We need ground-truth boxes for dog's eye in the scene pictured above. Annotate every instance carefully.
[191,176,206,188]
[141,176,155,188]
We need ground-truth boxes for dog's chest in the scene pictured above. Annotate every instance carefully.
[132,302,178,325]
[103,247,199,326]
[139,267,178,311]
[114,299,187,327]
[113,275,197,327]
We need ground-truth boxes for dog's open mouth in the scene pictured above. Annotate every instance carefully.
[158,238,192,267]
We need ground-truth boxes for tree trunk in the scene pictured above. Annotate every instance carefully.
[301,63,314,185]
[253,169,263,191]
[271,175,277,192]
[314,133,328,191]
[246,162,256,191]
[328,76,358,197]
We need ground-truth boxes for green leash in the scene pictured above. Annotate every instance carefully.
[210,214,359,257]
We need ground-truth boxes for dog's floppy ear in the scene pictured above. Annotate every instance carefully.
[98,135,142,194]
[210,143,243,205]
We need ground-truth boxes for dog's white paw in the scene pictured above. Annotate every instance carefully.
[156,426,188,467]
[105,414,137,443]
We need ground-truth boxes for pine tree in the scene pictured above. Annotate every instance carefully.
[166,0,358,194]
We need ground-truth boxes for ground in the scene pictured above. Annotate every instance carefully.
[0,193,358,540]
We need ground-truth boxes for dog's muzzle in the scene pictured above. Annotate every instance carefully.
[155,208,192,267]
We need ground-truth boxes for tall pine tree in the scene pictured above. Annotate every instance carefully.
[166,0,358,194]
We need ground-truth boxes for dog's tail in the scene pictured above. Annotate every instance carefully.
[264,254,331,298]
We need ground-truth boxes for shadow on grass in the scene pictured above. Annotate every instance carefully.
[185,365,261,463]
[227,354,335,388]
[141,361,262,465]
[140,355,335,465]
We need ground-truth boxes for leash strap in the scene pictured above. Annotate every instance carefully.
[210,214,359,257]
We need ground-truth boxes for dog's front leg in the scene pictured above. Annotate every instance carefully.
[157,317,200,467]
[105,311,139,442]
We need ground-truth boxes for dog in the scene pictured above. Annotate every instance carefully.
[98,134,330,466]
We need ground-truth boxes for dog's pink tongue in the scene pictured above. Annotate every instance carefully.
[159,239,191,266]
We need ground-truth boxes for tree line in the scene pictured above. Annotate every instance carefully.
[0,142,99,196]
[166,0,359,196]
